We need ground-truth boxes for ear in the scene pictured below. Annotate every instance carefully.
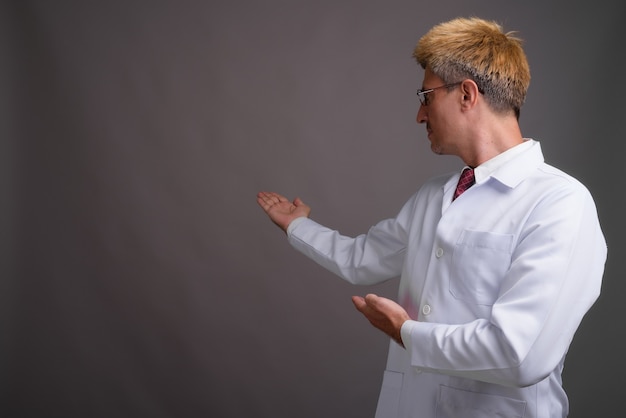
[460,79,480,110]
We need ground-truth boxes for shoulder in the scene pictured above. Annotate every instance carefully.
[399,171,456,212]
[523,140,592,196]
[409,171,456,199]
[536,163,591,194]
[529,163,599,213]
[423,171,457,189]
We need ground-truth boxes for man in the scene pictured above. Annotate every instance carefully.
[257,17,606,418]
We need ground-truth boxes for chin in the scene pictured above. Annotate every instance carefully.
[430,143,443,155]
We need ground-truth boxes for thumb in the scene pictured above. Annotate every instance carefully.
[364,293,380,307]
[293,197,305,206]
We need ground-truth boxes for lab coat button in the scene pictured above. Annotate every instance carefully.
[422,304,432,316]
[435,248,444,258]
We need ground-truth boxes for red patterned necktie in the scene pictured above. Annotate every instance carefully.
[453,168,475,201]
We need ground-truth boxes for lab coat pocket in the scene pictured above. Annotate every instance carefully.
[436,385,526,418]
[374,370,403,418]
[451,230,514,305]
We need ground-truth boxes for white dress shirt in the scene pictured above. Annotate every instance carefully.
[286,140,606,418]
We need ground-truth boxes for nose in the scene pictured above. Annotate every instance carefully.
[416,104,427,124]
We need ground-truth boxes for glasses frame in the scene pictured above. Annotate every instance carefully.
[416,82,462,106]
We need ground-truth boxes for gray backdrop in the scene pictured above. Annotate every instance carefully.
[2,1,625,417]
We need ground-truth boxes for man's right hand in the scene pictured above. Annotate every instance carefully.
[256,191,311,233]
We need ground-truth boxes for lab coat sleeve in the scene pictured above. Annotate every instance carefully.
[401,183,607,387]
[286,209,410,285]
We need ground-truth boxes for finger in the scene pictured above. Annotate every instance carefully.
[257,191,273,200]
[351,295,366,311]
[256,194,274,211]
[257,192,272,204]
[268,194,289,208]
[256,195,269,209]
[364,293,380,308]
[257,192,284,209]
[261,191,285,202]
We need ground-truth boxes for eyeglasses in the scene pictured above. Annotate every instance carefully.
[416,82,462,106]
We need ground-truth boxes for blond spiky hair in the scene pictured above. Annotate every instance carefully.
[414,17,530,118]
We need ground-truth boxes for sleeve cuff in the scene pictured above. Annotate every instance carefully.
[401,320,416,350]
[286,216,308,236]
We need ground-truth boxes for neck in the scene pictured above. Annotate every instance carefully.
[460,112,523,167]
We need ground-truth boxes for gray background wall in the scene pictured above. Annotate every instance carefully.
[2,1,625,417]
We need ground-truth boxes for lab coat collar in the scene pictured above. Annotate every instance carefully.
[489,139,544,189]
[442,139,544,207]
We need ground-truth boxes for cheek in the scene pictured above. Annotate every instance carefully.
[432,113,454,135]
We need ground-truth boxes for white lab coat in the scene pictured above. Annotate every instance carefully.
[286,140,606,418]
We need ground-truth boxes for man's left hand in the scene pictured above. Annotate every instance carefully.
[352,294,411,348]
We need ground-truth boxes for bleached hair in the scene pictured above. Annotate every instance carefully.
[414,17,531,118]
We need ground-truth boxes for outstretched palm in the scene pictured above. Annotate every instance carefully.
[257,191,311,233]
